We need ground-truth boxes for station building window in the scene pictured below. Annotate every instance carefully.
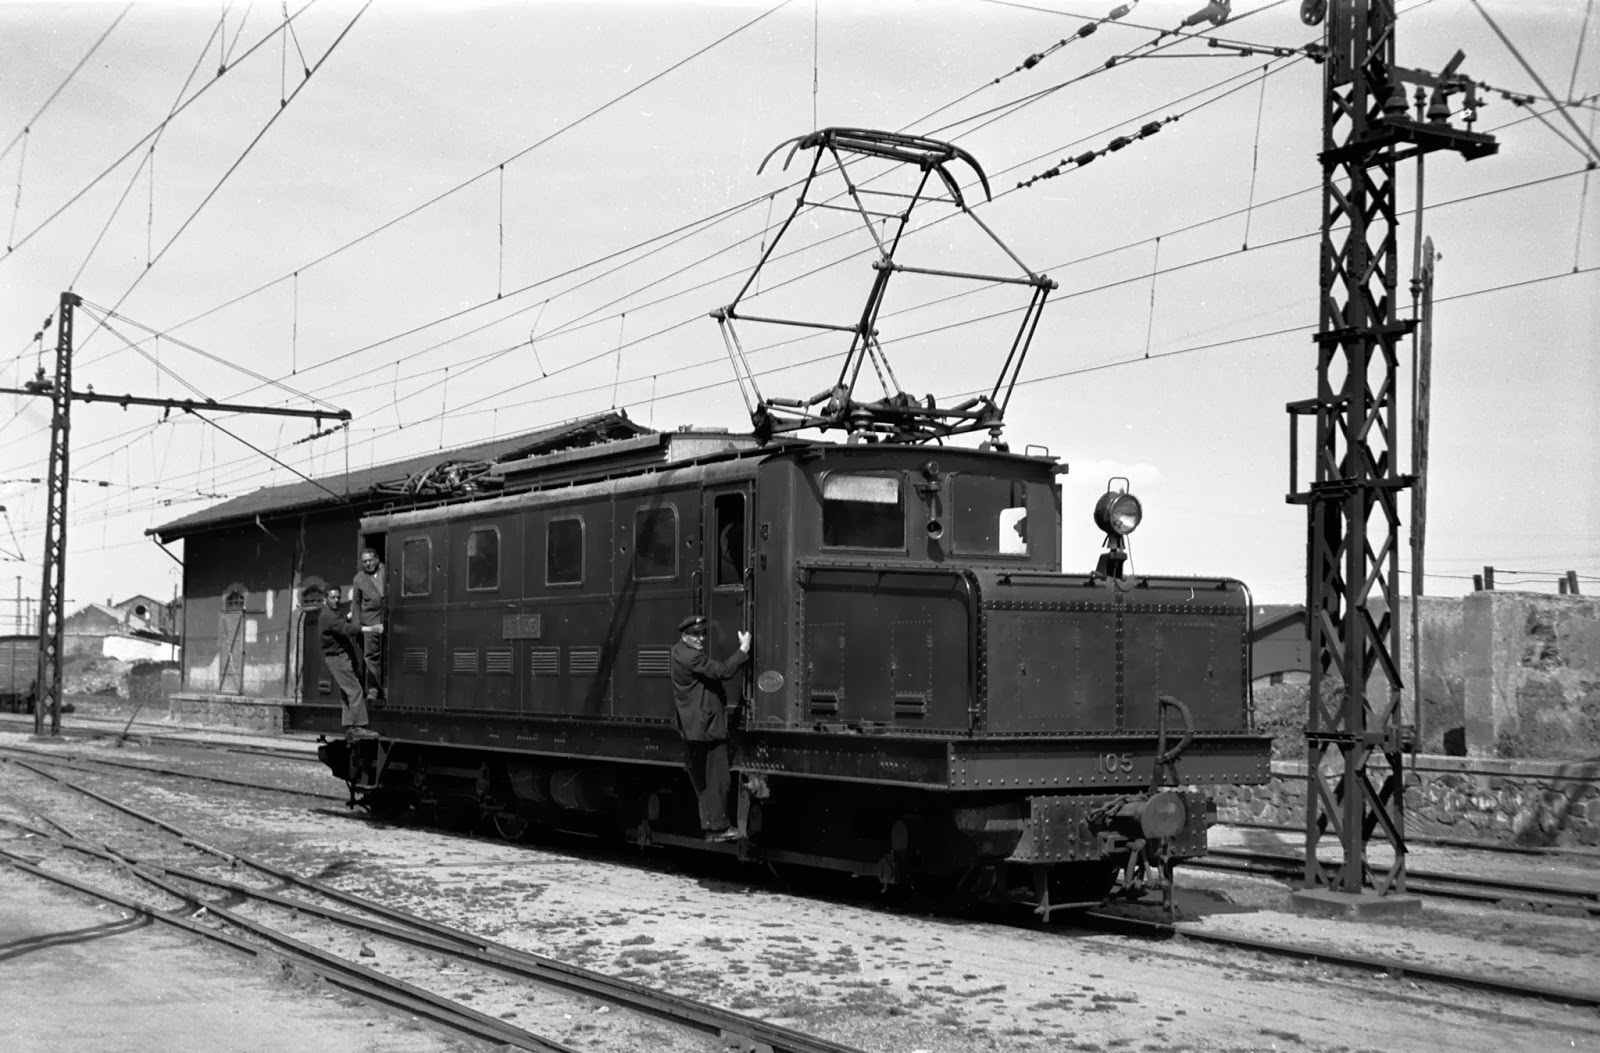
[401,537,431,596]
[546,517,584,586]
[951,475,1030,556]
[633,505,678,580]
[466,527,499,591]
[821,472,905,550]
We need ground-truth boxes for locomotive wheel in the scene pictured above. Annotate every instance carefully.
[363,788,409,823]
[432,798,483,833]
[492,811,532,843]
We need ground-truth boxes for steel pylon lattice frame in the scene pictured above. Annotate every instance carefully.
[34,291,77,736]
[1287,0,1495,895]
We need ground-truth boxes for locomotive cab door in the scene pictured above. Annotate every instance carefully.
[703,487,752,701]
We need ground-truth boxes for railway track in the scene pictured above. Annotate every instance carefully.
[0,712,320,763]
[13,740,1596,923]
[0,743,340,802]
[1187,847,1600,918]
[0,757,865,1053]
[1084,908,1600,1010]
[7,749,1599,1017]
[1220,819,1600,860]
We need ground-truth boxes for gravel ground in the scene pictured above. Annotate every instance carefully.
[3,731,1599,1053]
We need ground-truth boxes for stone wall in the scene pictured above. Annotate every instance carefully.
[1312,591,1600,759]
[167,693,288,734]
[1461,592,1600,759]
[1213,755,1600,847]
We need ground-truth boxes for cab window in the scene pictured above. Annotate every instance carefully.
[952,475,1029,556]
[822,472,904,550]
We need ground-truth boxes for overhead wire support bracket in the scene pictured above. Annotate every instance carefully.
[716,127,1052,447]
[13,291,352,737]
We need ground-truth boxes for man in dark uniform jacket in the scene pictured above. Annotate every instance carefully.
[670,614,750,841]
[350,547,386,702]
[315,585,375,740]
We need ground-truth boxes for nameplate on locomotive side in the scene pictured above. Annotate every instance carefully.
[502,613,543,639]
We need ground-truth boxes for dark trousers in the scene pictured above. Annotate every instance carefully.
[361,630,384,699]
[325,652,368,728]
[683,739,730,833]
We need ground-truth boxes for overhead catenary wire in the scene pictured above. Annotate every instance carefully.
[70,13,224,291]
[1,0,326,262]
[66,177,1587,519]
[1471,0,1600,165]
[82,0,799,365]
[28,149,1592,516]
[68,1,1305,435]
[0,3,134,167]
[1568,0,1595,103]
[6,7,1580,508]
[25,62,1587,505]
[73,0,376,359]
[71,0,1265,401]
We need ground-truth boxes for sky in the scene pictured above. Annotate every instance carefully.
[0,0,1594,619]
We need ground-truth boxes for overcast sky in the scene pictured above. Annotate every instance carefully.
[0,0,1594,616]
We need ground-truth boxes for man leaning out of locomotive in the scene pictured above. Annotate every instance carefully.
[351,547,386,702]
[670,614,750,842]
[314,582,377,740]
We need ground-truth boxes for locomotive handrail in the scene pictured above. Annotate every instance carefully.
[1152,694,1196,787]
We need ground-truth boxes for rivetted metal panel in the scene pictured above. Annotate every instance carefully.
[1121,602,1248,732]
[983,606,1117,732]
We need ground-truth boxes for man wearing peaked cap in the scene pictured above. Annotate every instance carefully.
[670,612,751,842]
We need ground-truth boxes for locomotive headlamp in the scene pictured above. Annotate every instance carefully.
[1093,490,1143,537]
[1140,790,1188,840]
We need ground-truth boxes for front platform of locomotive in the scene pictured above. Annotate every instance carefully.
[971,480,1273,912]
[750,442,1273,915]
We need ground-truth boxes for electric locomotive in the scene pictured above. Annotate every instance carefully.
[309,127,1273,915]
[309,430,1270,914]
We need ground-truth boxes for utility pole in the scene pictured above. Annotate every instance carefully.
[1287,1,1495,913]
[5,292,350,736]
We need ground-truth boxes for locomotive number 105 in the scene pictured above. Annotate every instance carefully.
[1101,752,1135,773]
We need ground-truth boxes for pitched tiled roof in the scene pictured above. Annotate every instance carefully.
[149,411,647,541]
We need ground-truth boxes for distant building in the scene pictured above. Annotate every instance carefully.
[62,599,179,662]
[147,412,652,718]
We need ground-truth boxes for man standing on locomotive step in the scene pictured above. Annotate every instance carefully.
[351,546,386,702]
[670,614,750,842]
[315,584,376,740]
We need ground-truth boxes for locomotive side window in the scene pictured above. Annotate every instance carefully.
[465,526,500,591]
[951,475,1029,556]
[821,472,905,550]
[401,537,431,596]
[546,517,584,586]
[633,505,678,580]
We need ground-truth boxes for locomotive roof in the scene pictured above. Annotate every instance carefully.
[147,411,646,542]
[361,434,1063,531]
